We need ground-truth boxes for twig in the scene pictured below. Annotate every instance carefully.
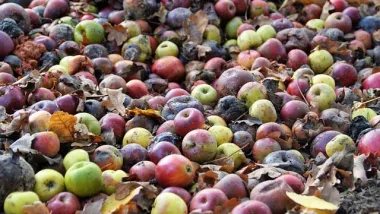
[204,143,250,164]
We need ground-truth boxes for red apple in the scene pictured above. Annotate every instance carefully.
[165,88,190,102]
[126,79,149,98]
[257,38,287,63]
[253,138,282,162]
[329,62,357,87]
[343,7,360,25]
[301,4,322,23]
[354,29,372,49]
[100,113,126,144]
[250,0,269,18]
[0,86,26,114]
[47,192,81,214]
[55,94,80,115]
[286,79,310,99]
[214,174,248,199]
[0,72,16,84]
[231,200,272,214]
[190,188,228,212]
[237,23,255,36]
[280,100,309,127]
[275,174,305,194]
[162,187,192,205]
[91,145,123,171]
[148,141,181,164]
[32,131,60,157]
[362,72,380,90]
[232,0,249,14]
[28,88,56,105]
[148,96,166,110]
[358,129,380,157]
[174,108,205,136]
[324,12,352,33]
[286,49,308,71]
[155,154,196,187]
[215,0,237,20]
[330,0,348,12]
[182,129,217,163]
[129,161,156,181]
[237,50,261,69]
[152,56,185,82]
[204,57,226,78]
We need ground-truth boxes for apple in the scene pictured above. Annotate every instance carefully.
[0,86,26,114]
[74,112,101,135]
[225,17,243,39]
[325,12,352,33]
[362,72,380,90]
[102,170,128,195]
[91,145,123,171]
[204,24,222,44]
[306,19,325,31]
[204,57,227,78]
[191,84,218,106]
[64,161,103,197]
[152,56,185,82]
[165,88,190,102]
[207,115,227,127]
[122,35,152,62]
[4,191,40,214]
[256,25,276,43]
[29,110,51,134]
[308,49,334,74]
[74,20,104,45]
[0,31,14,58]
[231,200,272,214]
[251,57,272,70]
[125,79,149,98]
[174,108,205,136]
[257,38,287,63]
[250,0,269,17]
[148,96,166,110]
[162,187,192,205]
[311,130,341,157]
[306,83,336,110]
[354,29,372,49]
[237,50,261,69]
[232,0,249,14]
[253,138,282,162]
[328,62,358,87]
[237,30,262,51]
[237,82,268,108]
[156,120,176,135]
[129,161,156,181]
[190,188,228,212]
[182,129,217,163]
[233,131,254,153]
[216,68,256,97]
[34,169,65,201]
[280,100,309,127]
[161,0,191,10]
[237,23,255,36]
[151,192,188,214]
[301,4,322,23]
[63,149,90,171]
[148,141,181,164]
[249,99,277,123]
[214,174,248,199]
[208,125,233,146]
[120,143,148,169]
[27,88,56,105]
[325,134,354,157]
[32,131,60,158]
[55,94,79,115]
[100,113,126,144]
[155,41,179,59]
[312,74,335,89]
[287,49,308,71]
[270,12,285,20]
[122,127,152,148]
[275,174,305,194]
[330,0,348,12]
[47,192,81,214]
[358,129,380,157]
[215,0,236,20]
[216,143,246,169]
[155,154,195,188]
[352,108,377,121]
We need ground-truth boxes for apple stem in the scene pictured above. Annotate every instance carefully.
[204,143,250,164]
[295,78,310,106]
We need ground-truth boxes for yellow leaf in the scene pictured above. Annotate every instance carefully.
[125,108,163,120]
[286,192,339,212]
[48,111,76,143]
[101,186,142,214]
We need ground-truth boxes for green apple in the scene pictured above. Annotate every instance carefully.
[122,35,152,62]
[249,99,277,123]
[151,192,188,214]
[306,83,336,110]
[155,41,179,59]
[216,143,246,169]
[208,125,233,146]
[121,20,142,38]
[102,170,128,195]
[225,17,243,39]
[268,2,277,10]
[75,113,101,135]
[237,82,268,108]
[256,25,276,42]
[203,24,222,44]
[34,169,65,201]
[63,149,90,171]
[74,20,105,45]
[191,84,218,106]
[352,108,377,121]
[59,56,73,71]
[223,39,238,48]
[306,19,325,31]
[312,74,335,89]
[58,16,78,28]
[122,127,152,148]
[48,65,69,75]
[237,30,263,51]
[308,49,334,74]
[207,115,227,127]
[325,134,354,157]
[4,191,40,214]
[65,161,103,197]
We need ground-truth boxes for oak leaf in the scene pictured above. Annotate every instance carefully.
[103,23,128,46]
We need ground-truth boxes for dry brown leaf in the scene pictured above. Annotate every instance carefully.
[48,111,89,143]
[151,4,168,24]
[197,170,219,190]
[125,108,163,120]
[22,202,50,214]
[214,198,240,214]
[101,187,142,214]
[183,10,209,44]
[103,23,129,46]
[320,1,335,20]
[1,110,30,136]
[102,88,126,116]
[353,154,369,186]
[81,194,107,214]
[115,181,158,200]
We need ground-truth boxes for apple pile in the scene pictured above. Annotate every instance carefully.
[0,0,379,213]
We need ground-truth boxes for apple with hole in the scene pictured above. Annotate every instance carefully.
[4,191,41,214]
[191,84,218,106]
[155,41,179,59]
[216,143,246,169]
[102,170,128,195]
[47,192,81,214]
[253,138,282,162]
[129,161,156,181]
[91,145,123,171]
[249,99,277,123]
[64,161,103,197]
[63,149,90,171]
[74,20,104,45]
[352,108,377,121]
[32,131,60,158]
[308,49,334,74]
[215,0,237,20]
[214,174,248,199]
[190,188,228,212]
[182,129,217,163]
[162,187,192,205]
[155,154,195,188]
[100,113,126,144]
[237,82,268,108]
[174,108,205,136]
[208,125,233,146]
[151,192,188,214]
[306,83,336,111]
[34,169,65,201]
[358,129,380,157]
[324,12,352,33]
[237,30,262,51]
[207,115,227,127]
[280,100,309,127]
[325,134,354,157]
[122,127,152,148]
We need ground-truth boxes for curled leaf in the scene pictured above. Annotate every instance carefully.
[353,154,369,186]
[102,88,126,116]
[286,192,339,212]
[48,111,89,143]
[183,10,208,44]
[103,23,129,46]
[101,187,142,214]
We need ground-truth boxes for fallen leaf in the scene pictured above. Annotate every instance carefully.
[125,108,163,120]
[214,198,239,214]
[116,181,158,201]
[353,154,369,186]
[81,194,107,214]
[287,192,339,211]
[9,134,35,153]
[0,106,7,121]
[48,111,89,143]
[101,187,142,214]
[183,10,208,44]
[197,44,212,59]
[150,5,168,24]
[103,23,129,46]
[197,170,219,190]
[102,88,126,116]
[22,202,50,214]
[320,1,335,20]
